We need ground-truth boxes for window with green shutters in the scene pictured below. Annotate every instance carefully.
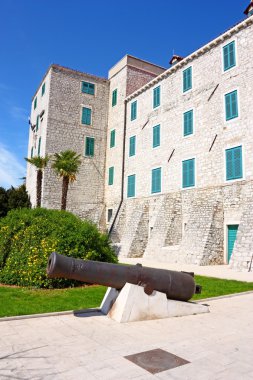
[131,101,137,120]
[223,41,236,71]
[38,137,41,157]
[129,136,136,157]
[36,115,39,131]
[153,86,160,108]
[127,174,136,198]
[110,130,116,148]
[151,167,161,194]
[183,67,192,92]
[153,125,160,147]
[34,97,37,110]
[108,167,114,185]
[85,137,95,156]
[226,146,242,181]
[182,158,195,188]
[112,89,117,107]
[183,110,193,136]
[82,107,92,125]
[42,83,46,96]
[225,90,238,121]
[81,81,95,95]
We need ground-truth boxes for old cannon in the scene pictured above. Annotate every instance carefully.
[47,252,201,302]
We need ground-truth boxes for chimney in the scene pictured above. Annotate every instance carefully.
[169,55,184,67]
[244,1,253,17]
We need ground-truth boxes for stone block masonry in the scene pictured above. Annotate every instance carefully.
[26,9,253,270]
[111,181,253,269]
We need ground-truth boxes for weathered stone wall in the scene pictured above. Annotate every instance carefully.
[229,181,253,271]
[111,181,253,267]
[26,17,253,271]
[126,66,160,97]
[27,65,110,226]
[44,66,109,225]
[124,22,253,198]
[104,56,166,228]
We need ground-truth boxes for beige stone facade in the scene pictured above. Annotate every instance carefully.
[26,12,253,270]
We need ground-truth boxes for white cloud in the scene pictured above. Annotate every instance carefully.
[0,144,26,188]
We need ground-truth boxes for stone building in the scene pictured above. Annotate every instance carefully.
[26,4,253,270]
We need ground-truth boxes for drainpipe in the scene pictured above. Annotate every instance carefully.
[109,100,127,235]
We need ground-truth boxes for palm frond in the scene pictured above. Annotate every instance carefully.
[52,150,82,180]
[25,155,50,170]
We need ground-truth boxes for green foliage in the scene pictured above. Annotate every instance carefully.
[52,150,82,182]
[0,187,8,217]
[0,185,31,218]
[25,155,50,170]
[0,208,117,288]
[7,184,31,211]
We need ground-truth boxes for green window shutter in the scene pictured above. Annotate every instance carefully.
[34,97,37,110]
[182,158,195,188]
[129,136,136,156]
[82,82,95,95]
[151,167,161,193]
[223,41,236,71]
[153,125,160,147]
[223,44,229,71]
[127,174,136,198]
[31,147,33,158]
[41,83,46,96]
[82,107,92,125]
[183,67,192,92]
[225,90,238,121]
[131,101,137,120]
[38,137,41,157]
[85,137,95,156]
[183,110,193,136]
[36,115,39,131]
[108,167,114,185]
[226,146,242,180]
[112,89,117,107]
[153,86,160,108]
[110,130,116,148]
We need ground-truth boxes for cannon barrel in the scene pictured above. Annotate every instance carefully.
[47,252,199,302]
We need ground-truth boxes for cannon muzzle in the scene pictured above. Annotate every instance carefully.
[47,252,200,302]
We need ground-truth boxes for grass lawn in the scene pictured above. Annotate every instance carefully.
[0,285,107,318]
[193,275,253,300]
[1,276,253,318]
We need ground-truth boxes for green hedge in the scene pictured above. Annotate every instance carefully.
[0,208,117,288]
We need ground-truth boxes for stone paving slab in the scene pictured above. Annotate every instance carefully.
[0,292,253,379]
[120,258,253,282]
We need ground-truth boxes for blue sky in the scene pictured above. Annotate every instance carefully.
[0,0,247,188]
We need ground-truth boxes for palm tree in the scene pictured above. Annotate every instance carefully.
[52,150,82,210]
[25,155,50,207]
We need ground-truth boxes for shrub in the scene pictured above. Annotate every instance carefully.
[0,185,31,218]
[0,208,117,288]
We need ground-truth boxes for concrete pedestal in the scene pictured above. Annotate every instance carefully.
[100,287,119,314]
[105,283,209,323]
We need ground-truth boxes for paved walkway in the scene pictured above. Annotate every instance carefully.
[119,258,253,282]
[1,292,253,379]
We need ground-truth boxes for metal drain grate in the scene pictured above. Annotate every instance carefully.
[125,348,190,374]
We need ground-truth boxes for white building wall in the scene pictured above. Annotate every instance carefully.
[124,21,253,198]
[26,70,51,206]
